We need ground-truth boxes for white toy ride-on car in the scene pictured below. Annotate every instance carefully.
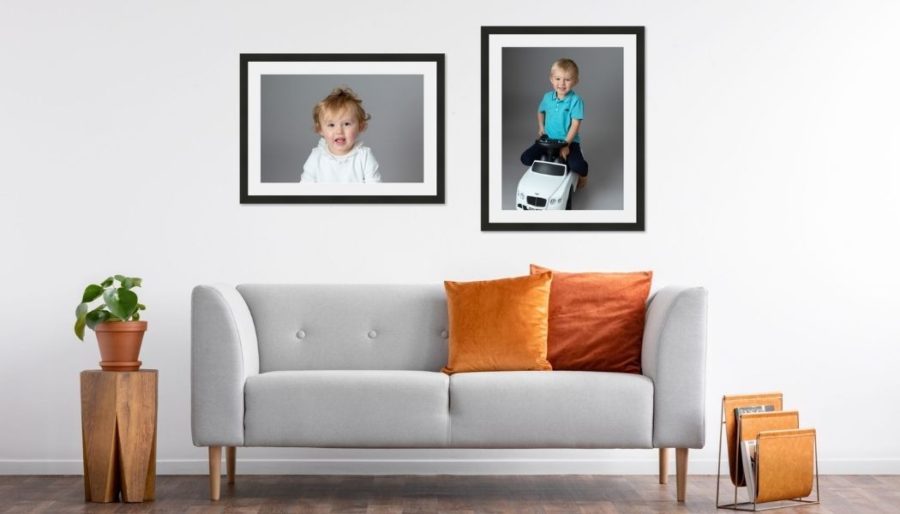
[515,136,578,210]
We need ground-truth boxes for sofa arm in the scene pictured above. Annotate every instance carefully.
[641,286,708,449]
[191,284,260,446]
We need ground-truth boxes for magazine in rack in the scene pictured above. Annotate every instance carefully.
[740,439,758,501]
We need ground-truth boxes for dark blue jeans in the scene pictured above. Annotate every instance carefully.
[520,141,588,176]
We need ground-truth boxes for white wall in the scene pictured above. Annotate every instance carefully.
[1,0,898,475]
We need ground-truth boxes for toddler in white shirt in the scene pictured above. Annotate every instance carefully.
[300,87,381,183]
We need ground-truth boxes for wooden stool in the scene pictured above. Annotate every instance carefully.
[80,370,157,503]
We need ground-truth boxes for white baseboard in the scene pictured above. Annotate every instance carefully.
[1,458,898,475]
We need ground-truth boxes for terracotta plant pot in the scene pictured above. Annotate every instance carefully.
[95,321,147,371]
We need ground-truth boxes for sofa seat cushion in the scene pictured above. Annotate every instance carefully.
[449,371,653,448]
[244,370,450,447]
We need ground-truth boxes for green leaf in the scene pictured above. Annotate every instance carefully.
[104,287,138,320]
[131,277,143,287]
[101,276,114,287]
[122,277,134,289]
[74,317,86,341]
[81,284,104,303]
[75,302,89,319]
[114,274,126,283]
[85,308,110,330]
[133,311,140,321]
[137,303,146,310]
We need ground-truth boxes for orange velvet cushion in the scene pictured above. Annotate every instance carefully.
[530,264,652,373]
[442,272,553,375]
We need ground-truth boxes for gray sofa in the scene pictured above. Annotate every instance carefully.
[191,284,707,501]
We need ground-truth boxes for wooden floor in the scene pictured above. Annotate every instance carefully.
[0,475,897,513]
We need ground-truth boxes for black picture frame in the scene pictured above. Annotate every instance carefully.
[240,53,445,204]
[481,27,645,231]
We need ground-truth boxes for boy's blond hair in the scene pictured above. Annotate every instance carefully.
[313,87,371,132]
[550,58,580,84]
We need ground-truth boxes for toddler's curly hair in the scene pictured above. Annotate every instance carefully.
[313,86,371,132]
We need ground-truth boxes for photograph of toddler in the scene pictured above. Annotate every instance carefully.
[500,45,625,212]
[481,27,643,229]
[519,58,589,191]
[245,54,444,204]
[300,87,382,183]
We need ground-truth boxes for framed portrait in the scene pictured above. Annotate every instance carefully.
[240,54,444,204]
[481,27,644,231]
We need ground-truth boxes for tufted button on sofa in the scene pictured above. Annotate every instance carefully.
[191,284,707,502]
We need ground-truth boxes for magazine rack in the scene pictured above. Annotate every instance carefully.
[716,393,819,511]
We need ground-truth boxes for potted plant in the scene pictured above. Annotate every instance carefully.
[75,275,147,371]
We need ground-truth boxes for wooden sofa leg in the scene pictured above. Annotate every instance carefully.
[209,446,221,501]
[659,448,668,484]
[227,446,236,484]
[676,448,688,502]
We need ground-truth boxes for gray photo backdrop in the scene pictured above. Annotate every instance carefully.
[501,47,624,210]
[261,75,424,183]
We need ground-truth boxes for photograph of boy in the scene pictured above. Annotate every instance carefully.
[519,58,589,190]
[259,75,424,183]
[501,47,624,210]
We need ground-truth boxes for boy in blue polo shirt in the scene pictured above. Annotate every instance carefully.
[519,58,588,190]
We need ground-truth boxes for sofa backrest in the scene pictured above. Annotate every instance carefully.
[237,284,449,372]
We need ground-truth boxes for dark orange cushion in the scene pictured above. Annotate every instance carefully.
[442,272,553,374]
[530,264,652,373]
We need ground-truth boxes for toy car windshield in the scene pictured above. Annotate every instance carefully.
[531,161,566,176]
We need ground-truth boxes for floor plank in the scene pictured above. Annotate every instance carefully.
[0,475,895,513]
